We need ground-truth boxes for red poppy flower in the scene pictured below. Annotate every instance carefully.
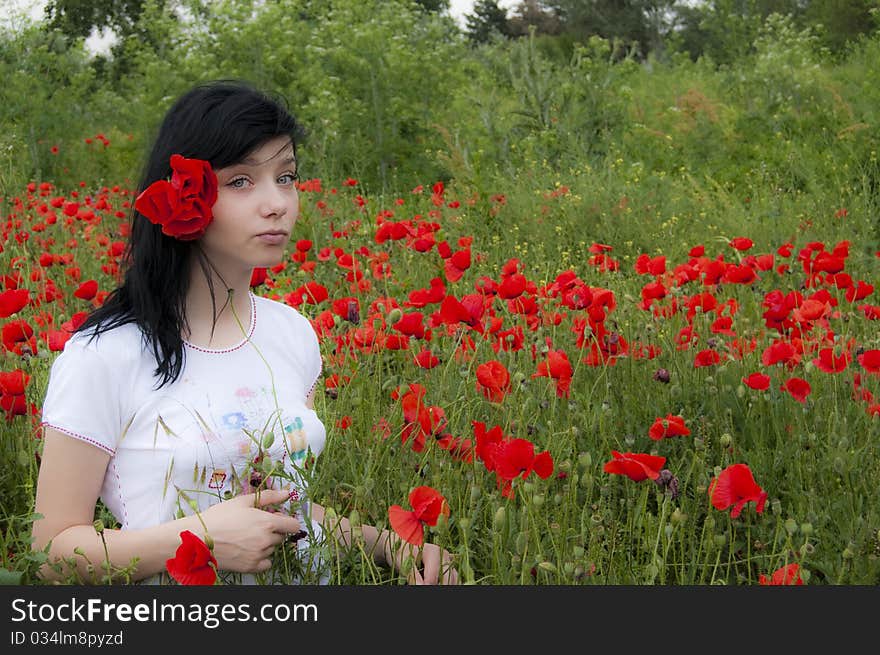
[759,563,803,585]
[812,347,850,374]
[532,349,573,398]
[603,450,666,482]
[693,349,722,368]
[73,280,98,301]
[648,414,690,440]
[250,267,268,287]
[857,349,880,375]
[0,289,29,318]
[742,372,771,391]
[135,154,218,241]
[845,280,873,303]
[761,340,800,369]
[413,348,440,369]
[781,377,811,403]
[388,486,449,547]
[498,273,528,300]
[475,359,511,403]
[492,438,553,481]
[165,530,217,585]
[708,463,767,518]
[729,237,754,251]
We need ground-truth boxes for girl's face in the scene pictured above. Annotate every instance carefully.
[200,135,299,275]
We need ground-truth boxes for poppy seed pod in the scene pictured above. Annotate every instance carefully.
[493,506,506,529]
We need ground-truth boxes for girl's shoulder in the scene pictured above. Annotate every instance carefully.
[252,293,315,332]
[68,320,147,360]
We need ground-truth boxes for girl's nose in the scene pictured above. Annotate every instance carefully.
[261,185,289,218]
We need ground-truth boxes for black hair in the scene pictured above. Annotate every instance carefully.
[76,80,305,389]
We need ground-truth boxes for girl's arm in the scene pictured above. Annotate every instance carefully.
[32,427,303,584]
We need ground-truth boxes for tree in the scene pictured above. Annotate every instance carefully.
[413,0,451,12]
[44,0,163,40]
[465,0,511,43]
[507,0,564,36]
[544,0,675,58]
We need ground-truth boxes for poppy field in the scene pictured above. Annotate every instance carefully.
[1,152,879,585]
[2,5,880,586]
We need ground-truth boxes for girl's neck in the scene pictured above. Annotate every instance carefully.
[183,264,254,348]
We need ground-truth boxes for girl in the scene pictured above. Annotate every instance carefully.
[31,80,457,585]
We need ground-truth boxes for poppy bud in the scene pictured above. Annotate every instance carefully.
[537,561,557,573]
[563,562,575,576]
[801,523,813,536]
[572,545,584,558]
[470,486,481,502]
[704,516,716,530]
[843,547,854,559]
[578,452,592,470]
[387,308,402,324]
[671,507,685,525]
[515,532,528,554]
[720,433,732,448]
[784,519,798,535]
[531,494,545,508]
[493,507,506,529]
[664,524,673,538]
[713,533,727,548]
[457,517,471,534]
[262,432,275,449]
[93,520,105,533]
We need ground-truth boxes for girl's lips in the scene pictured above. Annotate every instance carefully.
[256,233,288,245]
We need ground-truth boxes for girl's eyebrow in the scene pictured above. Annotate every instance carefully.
[242,142,296,166]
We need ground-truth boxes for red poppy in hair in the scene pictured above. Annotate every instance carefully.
[135,154,218,240]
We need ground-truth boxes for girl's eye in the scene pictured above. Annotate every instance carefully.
[278,172,299,185]
[228,177,250,189]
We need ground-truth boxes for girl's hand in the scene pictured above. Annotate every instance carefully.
[197,488,301,573]
[389,539,459,585]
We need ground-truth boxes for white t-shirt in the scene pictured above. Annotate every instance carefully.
[40,292,328,584]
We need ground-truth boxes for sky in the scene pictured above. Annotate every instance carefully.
[449,0,519,27]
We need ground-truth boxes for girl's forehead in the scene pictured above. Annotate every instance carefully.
[238,137,295,167]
